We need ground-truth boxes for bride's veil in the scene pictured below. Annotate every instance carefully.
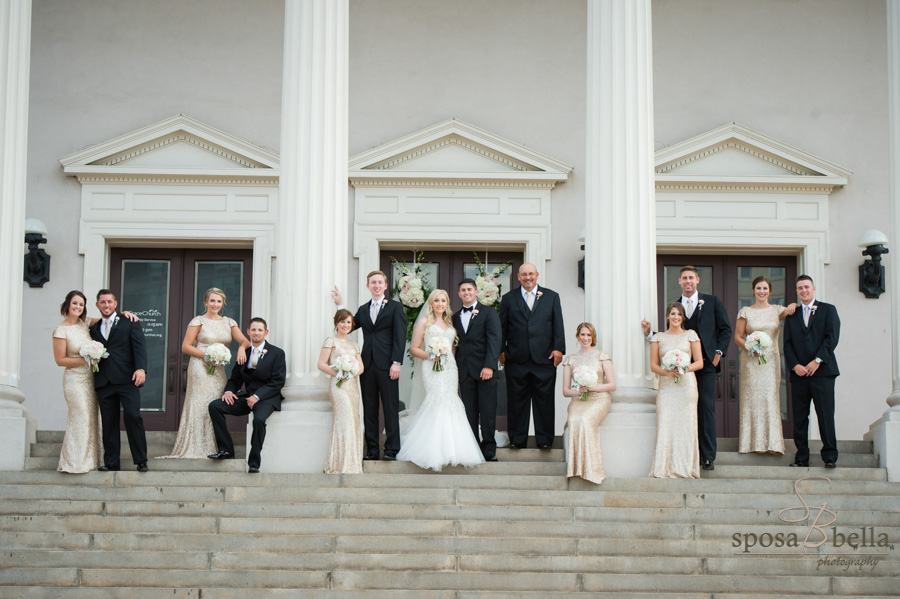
[399,305,429,424]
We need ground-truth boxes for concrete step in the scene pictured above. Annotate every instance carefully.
[699,464,887,481]
[35,430,247,445]
[362,460,566,475]
[25,457,248,472]
[714,451,876,468]
[715,437,872,454]
[29,442,248,459]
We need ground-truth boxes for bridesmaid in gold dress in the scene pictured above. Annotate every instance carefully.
[734,275,797,454]
[649,302,704,479]
[561,322,616,485]
[52,291,102,473]
[163,288,249,459]
[318,309,365,474]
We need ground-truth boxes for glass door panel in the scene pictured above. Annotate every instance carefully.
[120,260,171,412]
[194,261,245,379]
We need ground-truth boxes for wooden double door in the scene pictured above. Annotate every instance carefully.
[110,248,252,431]
[657,255,798,439]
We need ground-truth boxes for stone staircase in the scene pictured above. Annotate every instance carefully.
[0,432,897,597]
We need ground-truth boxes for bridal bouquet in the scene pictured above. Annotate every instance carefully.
[661,349,691,383]
[426,336,452,372]
[571,365,599,401]
[332,354,359,387]
[745,331,773,365]
[204,343,232,375]
[79,341,109,373]
[472,253,511,310]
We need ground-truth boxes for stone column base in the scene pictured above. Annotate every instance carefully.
[597,388,657,478]
[864,405,900,483]
[0,392,37,471]
[250,396,333,473]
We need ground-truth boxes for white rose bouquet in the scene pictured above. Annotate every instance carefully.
[745,331,773,365]
[661,349,691,383]
[472,253,511,311]
[204,343,232,375]
[398,274,426,309]
[426,336,452,372]
[79,341,109,373]
[332,354,359,387]
[571,365,599,401]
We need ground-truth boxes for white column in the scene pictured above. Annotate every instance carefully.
[865,0,900,481]
[584,0,658,477]
[261,0,348,473]
[0,0,36,470]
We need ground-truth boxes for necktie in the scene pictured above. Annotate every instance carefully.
[462,306,474,313]
[250,348,259,369]
[525,292,534,311]
[103,318,112,340]
[371,300,380,323]
[684,298,693,319]
[803,305,810,327]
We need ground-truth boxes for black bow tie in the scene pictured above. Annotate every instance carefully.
[462,306,474,313]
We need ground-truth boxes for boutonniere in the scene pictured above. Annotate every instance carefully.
[697,300,705,311]
[259,349,268,361]
[113,316,120,326]
[471,309,480,319]
[382,298,388,307]
[809,305,817,314]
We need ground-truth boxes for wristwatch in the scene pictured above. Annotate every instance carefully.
[814,358,822,364]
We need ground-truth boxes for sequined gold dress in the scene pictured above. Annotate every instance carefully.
[163,316,237,459]
[737,305,786,454]
[322,336,363,474]
[562,350,612,485]
[649,330,700,479]
[52,320,102,473]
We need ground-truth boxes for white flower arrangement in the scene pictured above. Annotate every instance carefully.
[332,354,359,387]
[571,365,599,401]
[661,349,691,383]
[472,253,511,310]
[426,336,452,372]
[398,274,425,308]
[204,343,232,375]
[745,331,773,365]
[79,341,109,373]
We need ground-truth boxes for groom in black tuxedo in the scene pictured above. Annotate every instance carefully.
[90,289,149,472]
[783,275,841,468]
[332,271,407,460]
[208,317,285,473]
[499,263,565,449]
[642,265,732,470]
[453,278,502,461]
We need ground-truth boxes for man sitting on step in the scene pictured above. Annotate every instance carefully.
[207,318,286,473]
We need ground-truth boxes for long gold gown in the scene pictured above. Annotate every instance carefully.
[562,350,612,485]
[649,330,700,479]
[52,320,102,473]
[322,336,363,474]
[162,316,236,459]
[737,305,786,454]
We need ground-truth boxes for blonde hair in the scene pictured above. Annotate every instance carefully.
[366,270,387,284]
[424,289,455,331]
[203,287,227,312]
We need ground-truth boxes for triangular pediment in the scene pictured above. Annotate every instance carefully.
[655,123,850,188]
[349,119,572,187]
[60,115,279,181]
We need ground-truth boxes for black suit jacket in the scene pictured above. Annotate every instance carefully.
[89,314,148,388]
[499,286,565,365]
[353,298,407,371]
[783,301,840,378]
[224,342,286,409]
[452,302,501,379]
[678,293,732,368]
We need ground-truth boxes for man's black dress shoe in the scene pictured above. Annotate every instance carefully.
[98,465,118,472]
[702,460,715,471]
[382,454,397,461]
[509,443,525,449]
[207,450,233,460]
[824,461,837,469]
[790,461,809,467]
[137,462,149,472]
[487,457,498,462]
[537,443,552,450]
[248,466,260,473]
[363,454,379,461]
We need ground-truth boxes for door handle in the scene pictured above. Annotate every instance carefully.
[182,361,189,394]
[729,372,737,402]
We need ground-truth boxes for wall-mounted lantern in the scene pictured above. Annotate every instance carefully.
[24,218,50,288]
[858,229,889,298]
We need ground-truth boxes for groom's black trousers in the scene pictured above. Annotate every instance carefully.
[97,383,147,468]
[505,358,556,447]
[458,371,498,459]
[208,395,277,469]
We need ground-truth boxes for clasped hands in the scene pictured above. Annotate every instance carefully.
[793,361,820,377]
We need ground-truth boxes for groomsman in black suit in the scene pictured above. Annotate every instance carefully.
[499,263,565,449]
[783,275,841,468]
[453,278,502,461]
[208,317,285,473]
[642,265,732,470]
[90,289,149,472]
[332,271,407,460]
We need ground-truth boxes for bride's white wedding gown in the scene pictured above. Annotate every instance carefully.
[397,324,486,471]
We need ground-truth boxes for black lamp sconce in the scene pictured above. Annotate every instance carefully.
[858,229,889,299]
[24,218,50,288]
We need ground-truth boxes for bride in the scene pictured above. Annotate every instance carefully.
[397,289,485,471]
